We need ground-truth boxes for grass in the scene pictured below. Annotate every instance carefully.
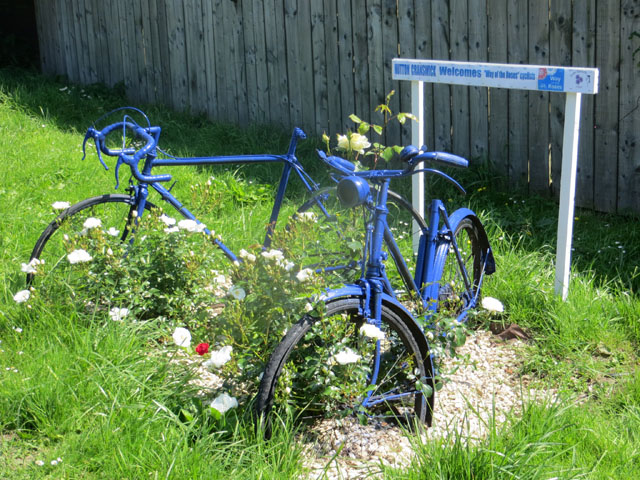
[1,66,639,478]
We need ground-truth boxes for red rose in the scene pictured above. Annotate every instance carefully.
[195,343,209,356]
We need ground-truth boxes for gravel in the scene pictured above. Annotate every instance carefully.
[180,329,550,479]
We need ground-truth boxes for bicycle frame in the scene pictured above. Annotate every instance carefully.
[323,170,494,412]
[107,127,318,263]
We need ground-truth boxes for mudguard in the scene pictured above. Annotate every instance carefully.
[441,207,495,275]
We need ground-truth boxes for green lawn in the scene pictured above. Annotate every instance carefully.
[1,67,639,479]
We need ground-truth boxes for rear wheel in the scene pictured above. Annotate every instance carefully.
[437,217,482,317]
[27,194,157,298]
[255,297,434,436]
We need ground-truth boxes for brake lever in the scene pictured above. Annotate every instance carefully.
[114,155,124,190]
[82,127,109,171]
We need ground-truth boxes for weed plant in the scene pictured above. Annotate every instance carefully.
[1,67,639,478]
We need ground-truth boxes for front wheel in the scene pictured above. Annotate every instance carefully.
[255,297,435,436]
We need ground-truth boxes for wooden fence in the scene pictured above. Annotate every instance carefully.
[34,0,640,214]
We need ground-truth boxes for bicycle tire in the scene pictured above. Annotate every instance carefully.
[292,187,427,303]
[27,194,157,287]
[436,216,482,316]
[255,296,434,436]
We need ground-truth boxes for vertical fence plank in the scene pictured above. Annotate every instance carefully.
[82,0,98,83]
[202,0,218,119]
[212,0,230,121]
[91,0,108,85]
[106,2,124,87]
[145,0,161,103]
[252,0,270,124]
[324,0,341,134]
[283,0,301,127]
[507,1,528,188]
[432,0,451,151]
[337,0,355,134]
[468,0,488,160]
[298,1,316,132]
[450,0,470,159]
[487,0,508,179]
[134,0,152,103]
[240,0,257,123]
[352,0,370,122]
[221,0,241,124]
[413,0,434,151]
[617,0,640,213]
[366,0,384,136]
[184,0,207,114]
[34,1,52,74]
[60,0,79,83]
[593,1,620,212]
[572,0,596,209]
[265,0,289,128]
[398,0,416,147]
[311,1,329,132]
[382,0,400,146]
[549,0,573,198]
[167,1,188,111]
[117,0,135,101]
[235,0,250,125]
[528,0,550,194]
[155,0,173,107]
[70,0,89,84]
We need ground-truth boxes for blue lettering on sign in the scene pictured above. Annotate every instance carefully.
[394,63,410,75]
[438,66,482,78]
[538,68,564,91]
[410,64,436,77]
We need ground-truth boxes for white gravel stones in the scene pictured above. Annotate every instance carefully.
[298,330,553,479]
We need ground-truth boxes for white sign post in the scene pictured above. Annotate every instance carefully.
[392,59,599,300]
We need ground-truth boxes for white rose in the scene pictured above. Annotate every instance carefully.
[13,290,30,303]
[67,249,92,264]
[178,219,206,233]
[261,249,284,262]
[359,323,386,340]
[481,296,504,313]
[52,201,70,210]
[349,133,371,154]
[296,268,314,282]
[239,249,256,262]
[210,392,238,414]
[82,217,102,229]
[109,307,129,322]
[159,214,176,226]
[106,227,120,237]
[172,327,192,348]
[336,134,350,150]
[229,285,246,301]
[331,347,361,365]
[204,345,233,370]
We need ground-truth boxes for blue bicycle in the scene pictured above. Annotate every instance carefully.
[255,146,495,431]
[27,108,426,297]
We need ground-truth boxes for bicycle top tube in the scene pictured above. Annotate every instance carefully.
[83,107,312,190]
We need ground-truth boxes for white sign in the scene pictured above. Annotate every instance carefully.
[392,59,598,94]
[393,58,599,300]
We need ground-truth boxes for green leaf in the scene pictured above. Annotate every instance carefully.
[397,113,406,125]
[381,146,394,162]
[372,124,383,135]
[358,122,370,134]
[349,114,362,124]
